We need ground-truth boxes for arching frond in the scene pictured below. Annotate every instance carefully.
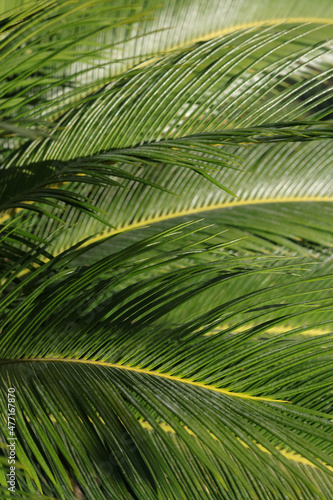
[1,225,333,498]
[0,1,332,498]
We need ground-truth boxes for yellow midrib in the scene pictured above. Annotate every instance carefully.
[76,196,333,250]
[2,196,333,234]
[2,195,332,266]
[165,18,333,52]
[204,324,332,337]
[0,356,287,402]
[48,17,333,109]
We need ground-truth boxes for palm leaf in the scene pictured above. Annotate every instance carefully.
[2,22,331,254]
[1,225,333,498]
[0,1,332,498]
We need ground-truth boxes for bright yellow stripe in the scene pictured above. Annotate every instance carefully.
[1,357,287,402]
[76,196,333,250]
[2,196,332,253]
[2,196,332,282]
[204,325,331,337]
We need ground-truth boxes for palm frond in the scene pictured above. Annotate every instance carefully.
[1,1,332,498]
[2,22,332,252]
[2,122,332,226]
[1,225,333,498]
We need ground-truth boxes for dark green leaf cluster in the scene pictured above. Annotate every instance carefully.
[0,0,332,498]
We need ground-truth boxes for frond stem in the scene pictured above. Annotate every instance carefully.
[0,357,288,402]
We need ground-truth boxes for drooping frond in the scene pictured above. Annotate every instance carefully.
[0,1,332,498]
[2,22,330,253]
[0,225,333,498]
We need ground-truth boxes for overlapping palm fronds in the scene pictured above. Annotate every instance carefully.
[0,0,332,498]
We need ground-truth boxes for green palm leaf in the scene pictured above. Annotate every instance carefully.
[0,0,332,498]
[1,225,333,498]
[3,22,331,254]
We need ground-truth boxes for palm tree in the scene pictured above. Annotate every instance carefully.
[0,0,332,498]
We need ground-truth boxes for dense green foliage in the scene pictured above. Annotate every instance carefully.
[0,1,332,498]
